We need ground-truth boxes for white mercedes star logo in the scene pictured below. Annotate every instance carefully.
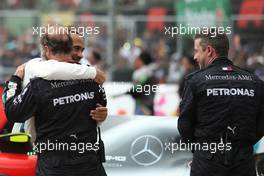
[130,135,163,166]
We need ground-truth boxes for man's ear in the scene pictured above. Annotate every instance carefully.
[45,46,51,59]
[207,45,215,57]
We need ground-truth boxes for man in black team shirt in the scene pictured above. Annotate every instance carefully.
[178,30,264,176]
[3,29,107,176]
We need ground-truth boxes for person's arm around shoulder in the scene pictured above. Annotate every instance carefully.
[26,59,106,84]
[2,65,37,123]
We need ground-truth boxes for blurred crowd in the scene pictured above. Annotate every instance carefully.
[0,27,39,68]
[1,23,263,83]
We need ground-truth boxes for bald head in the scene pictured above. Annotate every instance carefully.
[40,26,73,60]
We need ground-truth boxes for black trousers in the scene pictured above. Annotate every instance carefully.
[190,146,256,176]
[36,152,107,176]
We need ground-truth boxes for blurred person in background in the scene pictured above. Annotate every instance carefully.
[167,53,184,83]
[81,49,103,67]
[151,38,170,83]
[1,42,17,67]
[229,34,247,69]
[178,55,199,98]
[128,51,158,115]
[88,50,102,66]
[247,46,264,81]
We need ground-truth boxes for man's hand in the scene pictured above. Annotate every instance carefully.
[90,104,108,123]
[14,64,25,79]
[94,68,106,85]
